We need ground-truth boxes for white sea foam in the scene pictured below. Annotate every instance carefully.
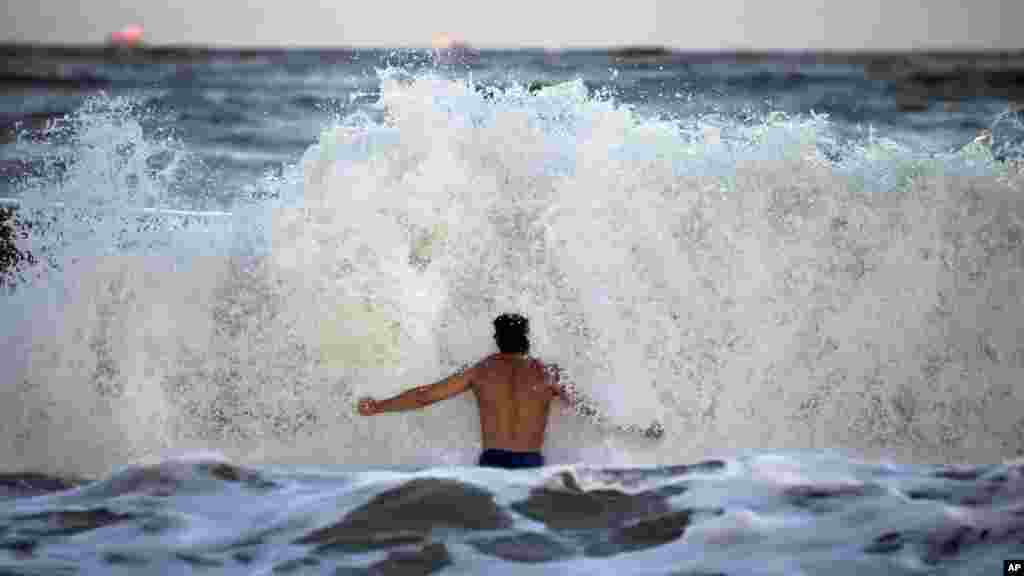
[0,71,1022,480]
[0,453,1021,574]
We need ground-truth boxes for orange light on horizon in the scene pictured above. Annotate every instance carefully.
[431,33,455,50]
[430,32,478,64]
[109,24,144,47]
[431,33,476,51]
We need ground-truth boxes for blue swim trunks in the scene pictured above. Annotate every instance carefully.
[478,449,544,469]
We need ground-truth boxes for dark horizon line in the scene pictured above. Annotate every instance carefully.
[2,41,1023,58]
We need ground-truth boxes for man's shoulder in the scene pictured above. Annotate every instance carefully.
[469,354,502,377]
[477,353,502,367]
[474,354,547,372]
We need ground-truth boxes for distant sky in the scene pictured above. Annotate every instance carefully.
[1,0,1021,50]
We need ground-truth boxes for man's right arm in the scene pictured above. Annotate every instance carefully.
[543,363,664,440]
[544,364,569,402]
[543,364,595,415]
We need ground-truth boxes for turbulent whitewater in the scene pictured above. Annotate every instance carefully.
[1,50,1024,572]
[1,452,1022,574]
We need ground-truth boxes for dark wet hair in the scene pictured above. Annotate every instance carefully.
[493,314,529,354]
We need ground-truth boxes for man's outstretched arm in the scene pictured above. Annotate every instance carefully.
[358,366,473,415]
[546,364,664,440]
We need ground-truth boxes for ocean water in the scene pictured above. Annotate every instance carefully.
[1,47,1024,573]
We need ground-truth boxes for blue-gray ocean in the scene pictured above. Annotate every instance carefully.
[1,47,1024,574]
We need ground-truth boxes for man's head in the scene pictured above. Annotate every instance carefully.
[493,313,529,354]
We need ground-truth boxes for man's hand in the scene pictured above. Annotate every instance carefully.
[547,364,562,383]
[357,397,379,416]
[545,364,563,399]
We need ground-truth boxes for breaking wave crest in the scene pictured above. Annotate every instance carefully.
[1,71,1023,479]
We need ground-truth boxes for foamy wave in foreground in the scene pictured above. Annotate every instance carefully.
[1,73,1023,480]
[1,452,1021,574]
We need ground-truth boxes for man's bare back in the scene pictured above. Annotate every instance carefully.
[357,312,656,469]
[356,342,661,469]
[469,353,560,452]
[355,352,564,454]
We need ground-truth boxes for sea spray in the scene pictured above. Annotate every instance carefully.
[1,72,1023,479]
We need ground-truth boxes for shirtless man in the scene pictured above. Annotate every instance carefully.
[356,313,566,469]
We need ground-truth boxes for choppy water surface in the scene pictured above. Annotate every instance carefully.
[1,47,1024,572]
[2,453,1022,574]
